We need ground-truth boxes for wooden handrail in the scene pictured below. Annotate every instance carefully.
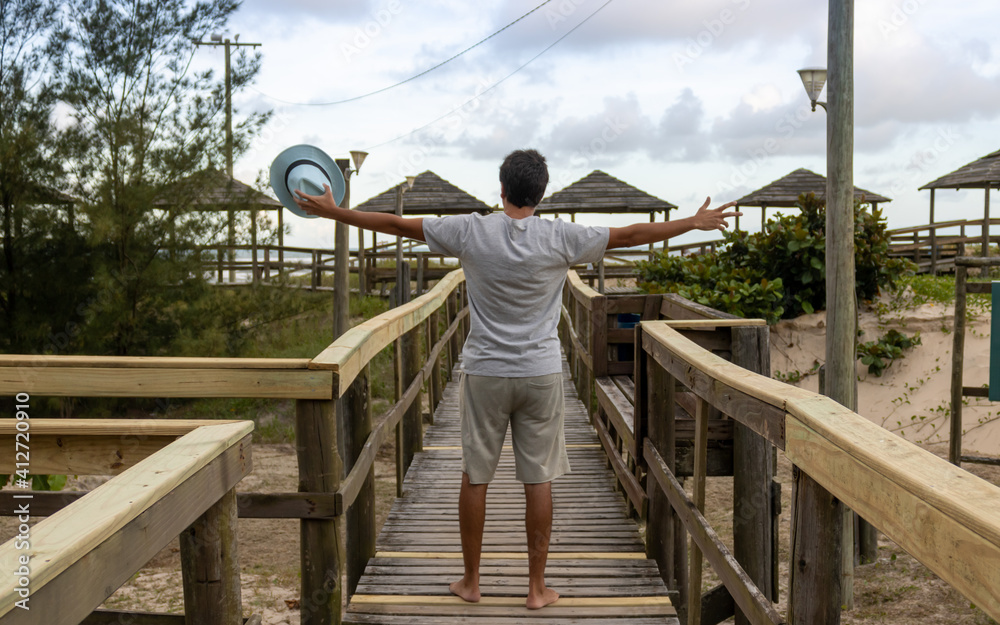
[641,321,1000,621]
[310,269,465,396]
[0,420,253,623]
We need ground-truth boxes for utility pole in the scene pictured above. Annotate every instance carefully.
[194,34,261,282]
[789,2,853,623]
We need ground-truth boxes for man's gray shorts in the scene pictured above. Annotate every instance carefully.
[459,372,571,485]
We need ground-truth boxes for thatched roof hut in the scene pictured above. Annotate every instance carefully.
[354,171,493,215]
[734,168,890,230]
[919,149,1000,256]
[537,170,676,217]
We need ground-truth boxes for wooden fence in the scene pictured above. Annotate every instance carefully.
[0,269,470,625]
[0,419,255,624]
[559,270,1000,624]
[887,218,1000,274]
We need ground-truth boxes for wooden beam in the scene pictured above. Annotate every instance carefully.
[0,422,253,624]
[295,399,342,625]
[785,395,1000,621]
[180,488,242,625]
[596,376,635,454]
[0,367,332,399]
[645,441,784,625]
[0,356,313,369]
[311,270,465,397]
[641,323,790,449]
[593,403,646,515]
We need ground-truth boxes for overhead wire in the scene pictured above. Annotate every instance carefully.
[249,0,555,106]
[362,0,616,151]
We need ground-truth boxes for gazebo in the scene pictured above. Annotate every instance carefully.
[354,171,494,297]
[919,149,1000,256]
[537,170,677,221]
[734,168,891,231]
[155,169,282,280]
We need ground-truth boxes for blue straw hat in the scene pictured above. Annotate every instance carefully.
[269,145,346,219]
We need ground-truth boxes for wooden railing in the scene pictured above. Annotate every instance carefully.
[0,419,255,624]
[559,270,1000,624]
[887,218,1000,274]
[0,269,470,625]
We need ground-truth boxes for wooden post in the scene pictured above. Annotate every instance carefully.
[278,209,284,273]
[311,251,319,291]
[930,189,938,275]
[429,310,442,423]
[358,227,368,296]
[983,185,991,257]
[395,186,405,306]
[217,247,224,283]
[950,263,968,466]
[788,470,843,625]
[687,397,709,625]
[642,330,682,597]
[335,160,351,338]
[597,257,606,294]
[180,488,242,625]
[401,323,423,475]
[295,399,342,625]
[446,292,459,376]
[340,366,375,598]
[790,1,854,622]
[416,252,425,297]
[251,207,259,284]
[731,326,776,623]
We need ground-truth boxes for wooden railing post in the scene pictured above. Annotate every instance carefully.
[640,325,686,607]
[180,488,242,625]
[295,399,342,625]
[217,247,224,283]
[950,262,968,466]
[340,366,375,598]
[731,326,777,621]
[446,292,459,377]
[429,310,442,423]
[401,324,423,475]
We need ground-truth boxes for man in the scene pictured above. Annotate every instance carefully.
[294,149,740,609]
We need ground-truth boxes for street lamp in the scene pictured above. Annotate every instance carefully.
[333,151,368,337]
[797,67,828,112]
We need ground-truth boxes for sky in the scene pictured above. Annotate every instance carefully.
[214,0,1000,249]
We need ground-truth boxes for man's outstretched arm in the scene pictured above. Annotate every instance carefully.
[606,198,741,249]
[293,184,426,242]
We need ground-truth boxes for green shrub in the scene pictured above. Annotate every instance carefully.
[857,329,921,376]
[637,193,914,322]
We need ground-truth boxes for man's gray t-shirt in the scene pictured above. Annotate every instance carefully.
[423,212,609,377]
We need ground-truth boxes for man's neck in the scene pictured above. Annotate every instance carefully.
[502,202,535,220]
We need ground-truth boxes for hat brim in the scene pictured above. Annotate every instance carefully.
[270,145,346,219]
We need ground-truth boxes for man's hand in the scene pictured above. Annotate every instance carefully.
[690,197,742,232]
[293,184,340,218]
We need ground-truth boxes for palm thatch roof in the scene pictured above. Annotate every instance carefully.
[920,150,1000,190]
[155,169,281,210]
[537,170,676,214]
[735,168,891,207]
[354,171,493,215]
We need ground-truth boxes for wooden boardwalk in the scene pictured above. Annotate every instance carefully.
[344,362,677,624]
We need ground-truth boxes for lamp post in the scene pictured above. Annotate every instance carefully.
[194,33,261,283]
[333,150,369,338]
[790,3,854,623]
[394,175,417,306]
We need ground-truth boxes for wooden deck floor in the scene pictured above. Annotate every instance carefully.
[344,362,678,624]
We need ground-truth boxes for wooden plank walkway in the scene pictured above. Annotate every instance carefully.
[345,360,678,624]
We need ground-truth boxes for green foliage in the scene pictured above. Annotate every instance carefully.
[637,193,914,322]
[857,329,922,376]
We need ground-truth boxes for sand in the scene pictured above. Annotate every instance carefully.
[770,300,1000,456]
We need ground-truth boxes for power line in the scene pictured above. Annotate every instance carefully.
[251,0,555,107]
[363,0,616,151]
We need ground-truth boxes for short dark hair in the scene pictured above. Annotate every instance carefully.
[499,149,548,208]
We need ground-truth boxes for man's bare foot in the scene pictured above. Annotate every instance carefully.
[449,578,481,603]
[526,587,559,609]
